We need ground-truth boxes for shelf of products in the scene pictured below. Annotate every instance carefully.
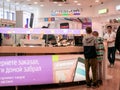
[0,18,16,46]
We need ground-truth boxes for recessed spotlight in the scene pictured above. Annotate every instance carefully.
[40,4,44,7]
[53,2,58,4]
[90,5,92,7]
[74,1,78,3]
[34,2,38,4]
[101,2,104,4]
[95,0,99,2]
[77,3,81,6]
[58,4,62,6]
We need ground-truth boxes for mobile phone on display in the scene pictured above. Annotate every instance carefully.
[73,57,86,82]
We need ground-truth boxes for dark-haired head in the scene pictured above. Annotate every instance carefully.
[107,25,112,29]
[92,31,99,37]
[86,27,92,34]
[107,25,112,33]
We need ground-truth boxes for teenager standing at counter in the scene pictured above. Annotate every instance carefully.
[92,31,104,85]
[104,25,116,68]
[82,27,98,88]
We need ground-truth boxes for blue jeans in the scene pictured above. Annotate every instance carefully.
[108,47,116,65]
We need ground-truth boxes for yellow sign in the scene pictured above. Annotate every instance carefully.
[52,55,59,62]
[98,9,108,14]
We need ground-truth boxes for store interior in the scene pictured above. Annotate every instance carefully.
[0,0,120,90]
[0,0,120,44]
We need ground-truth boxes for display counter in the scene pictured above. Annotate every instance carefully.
[0,46,83,54]
[0,55,85,87]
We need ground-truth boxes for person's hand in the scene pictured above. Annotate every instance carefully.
[116,50,120,55]
[107,40,113,43]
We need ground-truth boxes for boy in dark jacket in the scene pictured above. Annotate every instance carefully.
[82,27,98,88]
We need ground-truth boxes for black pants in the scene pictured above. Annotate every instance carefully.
[108,47,116,65]
[0,40,2,46]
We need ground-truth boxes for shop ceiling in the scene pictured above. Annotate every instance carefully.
[4,0,113,8]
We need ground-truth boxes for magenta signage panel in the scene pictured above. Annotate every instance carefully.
[0,56,53,86]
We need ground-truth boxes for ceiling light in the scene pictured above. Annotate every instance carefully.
[6,0,10,2]
[34,2,38,4]
[74,1,78,3]
[53,2,58,4]
[58,4,62,6]
[77,3,81,6]
[27,0,31,1]
[95,0,99,2]
[40,4,44,7]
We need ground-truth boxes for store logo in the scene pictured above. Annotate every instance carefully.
[44,17,55,22]
[51,9,80,16]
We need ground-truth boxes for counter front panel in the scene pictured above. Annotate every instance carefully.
[0,55,85,87]
[0,46,83,54]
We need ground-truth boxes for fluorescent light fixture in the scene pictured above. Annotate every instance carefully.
[7,0,10,2]
[98,9,108,14]
[116,5,120,11]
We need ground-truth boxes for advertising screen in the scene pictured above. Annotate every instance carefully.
[0,55,85,87]
[0,56,53,86]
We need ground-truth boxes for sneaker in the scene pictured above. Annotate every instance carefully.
[110,64,114,68]
[98,80,103,85]
[92,83,99,89]
[86,84,91,88]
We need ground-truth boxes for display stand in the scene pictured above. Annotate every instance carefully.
[0,18,16,27]
[0,19,16,46]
